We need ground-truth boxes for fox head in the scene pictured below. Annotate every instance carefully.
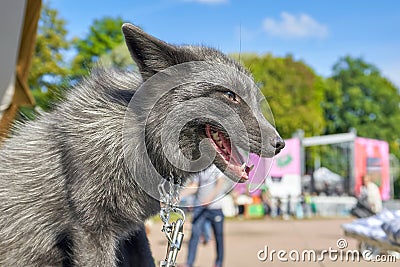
[121,23,284,186]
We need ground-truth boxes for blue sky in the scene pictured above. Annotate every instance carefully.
[51,0,400,87]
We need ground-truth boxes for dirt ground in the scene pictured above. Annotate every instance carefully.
[147,217,399,267]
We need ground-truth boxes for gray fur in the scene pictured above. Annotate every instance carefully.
[0,24,283,266]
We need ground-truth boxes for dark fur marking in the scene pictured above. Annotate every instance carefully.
[105,88,136,105]
[56,230,74,267]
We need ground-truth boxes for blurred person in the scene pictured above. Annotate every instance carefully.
[304,192,312,218]
[351,174,381,218]
[180,165,230,267]
[275,197,282,217]
[231,187,252,217]
[296,194,305,219]
[286,195,292,217]
[310,193,318,216]
[200,220,212,245]
[355,174,383,257]
[361,174,382,213]
[260,183,272,216]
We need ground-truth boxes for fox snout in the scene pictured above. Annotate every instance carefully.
[256,119,285,158]
[271,136,285,155]
[259,134,284,158]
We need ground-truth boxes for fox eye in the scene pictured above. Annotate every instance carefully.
[224,91,239,103]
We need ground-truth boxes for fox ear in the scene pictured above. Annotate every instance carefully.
[122,23,183,80]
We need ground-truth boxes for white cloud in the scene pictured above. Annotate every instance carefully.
[263,12,328,39]
[182,0,228,4]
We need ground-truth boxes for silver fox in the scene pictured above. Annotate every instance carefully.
[0,23,284,266]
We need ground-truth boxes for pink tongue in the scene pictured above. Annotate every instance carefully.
[230,153,273,193]
[245,153,274,186]
[228,145,274,187]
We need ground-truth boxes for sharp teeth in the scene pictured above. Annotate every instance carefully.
[249,164,254,171]
[212,132,219,140]
[240,163,246,171]
[217,140,223,147]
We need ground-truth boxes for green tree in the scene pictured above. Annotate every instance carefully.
[99,42,136,71]
[27,2,70,112]
[323,56,400,147]
[238,53,326,138]
[71,17,125,80]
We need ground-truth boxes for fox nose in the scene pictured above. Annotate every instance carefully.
[271,137,285,155]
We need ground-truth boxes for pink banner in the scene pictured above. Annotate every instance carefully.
[235,138,301,195]
[270,138,301,177]
[354,137,390,200]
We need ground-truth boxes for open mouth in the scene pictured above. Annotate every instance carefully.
[205,124,253,182]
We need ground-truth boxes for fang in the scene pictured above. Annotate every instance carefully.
[240,163,246,171]
[212,132,219,140]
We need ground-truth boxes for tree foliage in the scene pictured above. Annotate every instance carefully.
[238,53,326,139]
[323,56,400,153]
[98,42,136,70]
[71,17,125,80]
[27,3,70,111]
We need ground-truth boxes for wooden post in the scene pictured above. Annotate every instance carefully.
[0,0,41,141]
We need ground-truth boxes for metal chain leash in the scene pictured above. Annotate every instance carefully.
[158,176,185,267]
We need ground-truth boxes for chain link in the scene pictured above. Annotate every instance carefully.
[158,176,185,267]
